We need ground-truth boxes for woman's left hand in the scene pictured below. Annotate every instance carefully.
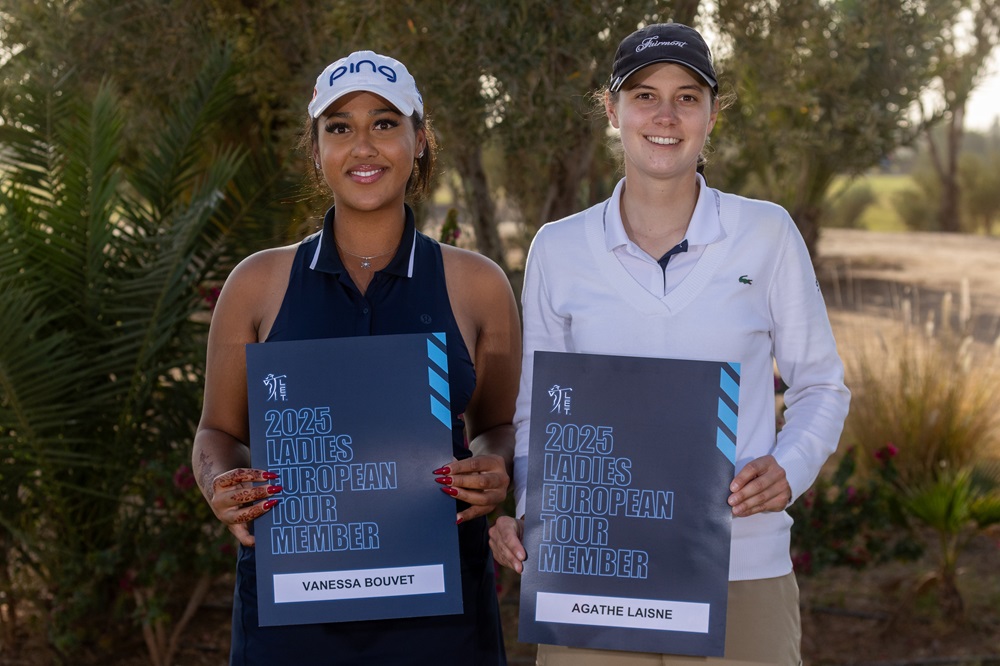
[728,455,791,517]
[434,453,510,524]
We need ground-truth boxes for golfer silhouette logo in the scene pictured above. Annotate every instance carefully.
[263,374,288,402]
[548,385,572,415]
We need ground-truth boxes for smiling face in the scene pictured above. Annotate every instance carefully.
[313,91,426,215]
[605,62,718,185]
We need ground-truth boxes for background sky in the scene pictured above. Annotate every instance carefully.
[966,51,1000,132]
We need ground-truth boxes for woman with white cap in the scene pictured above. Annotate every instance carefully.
[193,50,519,664]
[489,23,849,665]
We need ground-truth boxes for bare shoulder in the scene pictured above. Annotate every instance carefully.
[227,243,299,288]
[441,244,507,281]
[440,244,517,335]
[440,244,511,294]
[214,242,301,339]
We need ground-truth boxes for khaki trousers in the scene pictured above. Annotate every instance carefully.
[535,573,801,666]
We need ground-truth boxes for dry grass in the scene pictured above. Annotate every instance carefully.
[840,327,1000,484]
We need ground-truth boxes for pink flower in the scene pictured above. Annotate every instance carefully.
[874,442,899,463]
[173,464,196,491]
[792,551,812,574]
[199,286,222,310]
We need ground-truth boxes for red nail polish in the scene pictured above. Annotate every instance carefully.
[456,517,463,525]
[263,499,279,510]
[440,486,459,497]
[432,466,451,475]
[434,476,453,485]
[267,485,283,494]
[262,471,279,480]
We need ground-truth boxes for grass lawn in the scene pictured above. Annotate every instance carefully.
[829,173,916,232]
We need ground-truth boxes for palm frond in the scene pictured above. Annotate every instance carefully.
[129,45,242,213]
[902,471,974,535]
[1,37,289,655]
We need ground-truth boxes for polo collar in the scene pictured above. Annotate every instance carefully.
[603,173,724,252]
[309,205,418,278]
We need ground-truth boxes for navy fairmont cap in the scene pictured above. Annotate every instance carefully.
[609,23,718,94]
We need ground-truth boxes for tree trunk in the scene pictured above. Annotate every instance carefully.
[671,0,701,26]
[938,174,962,233]
[537,133,599,228]
[928,105,965,233]
[452,146,507,271]
[791,203,822,262]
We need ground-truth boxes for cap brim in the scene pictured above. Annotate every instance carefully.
[611,59,717,93]
[309,83,416,119]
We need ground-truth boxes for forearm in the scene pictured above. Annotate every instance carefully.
[469,424,515,481]
[770,223,850,501]
[192,428,251,502]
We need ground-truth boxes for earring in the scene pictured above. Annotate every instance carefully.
[417,150,425,159]
[314,161,321,169]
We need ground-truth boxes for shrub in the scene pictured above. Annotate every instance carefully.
[790,444,921,575]
[846,334,1000,487]
[0,49,280,662]
[841,325,1000,616]
[826,181,876,229]
[891,186,937,231]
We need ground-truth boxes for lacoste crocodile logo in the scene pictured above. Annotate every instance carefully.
[739,275,753,285]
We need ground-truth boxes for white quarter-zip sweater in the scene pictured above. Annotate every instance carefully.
[513,179,850,581]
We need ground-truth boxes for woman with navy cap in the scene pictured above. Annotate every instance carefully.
[193,50,519,664]
[490,23,849,665]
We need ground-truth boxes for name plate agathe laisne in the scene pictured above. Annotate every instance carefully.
[519,351,739,657]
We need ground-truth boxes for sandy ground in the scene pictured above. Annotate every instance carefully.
[817,228,1000,349]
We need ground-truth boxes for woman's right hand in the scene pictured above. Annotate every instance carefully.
[489,516,527,574]
[210,468,282,547]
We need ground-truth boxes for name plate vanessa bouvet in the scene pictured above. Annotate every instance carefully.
[518,351,739,657]
[245,333,462,626]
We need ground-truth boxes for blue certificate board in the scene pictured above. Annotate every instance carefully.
[245,333,462,626]
[518,351,739,656]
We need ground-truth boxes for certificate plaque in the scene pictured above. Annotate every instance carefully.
[518,351,739,656]
[245,333,462,626]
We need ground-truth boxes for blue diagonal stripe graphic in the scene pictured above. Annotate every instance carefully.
[428,367,450,403]
[716,428,736,464]
[427,333,451,429]
[427,339,448,373]
[430,396,452,429]
[717,398,738,435]
[716,362,740,465]
[720,366,740,405]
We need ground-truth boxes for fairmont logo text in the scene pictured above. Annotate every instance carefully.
[636,37,687,52]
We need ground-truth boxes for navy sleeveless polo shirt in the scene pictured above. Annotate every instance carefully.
[229,206,507,665]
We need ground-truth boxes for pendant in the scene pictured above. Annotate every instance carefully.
[361,258,372,269]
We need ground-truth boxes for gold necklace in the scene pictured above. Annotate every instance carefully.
[334,239,400,270]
